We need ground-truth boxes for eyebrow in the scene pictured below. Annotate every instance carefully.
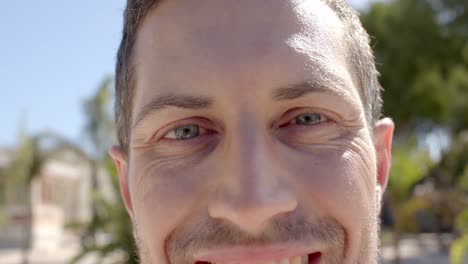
[133,94,213,129]
[272,80,349,101]
[133,80,350,128]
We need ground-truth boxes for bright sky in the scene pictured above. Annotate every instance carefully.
[0,0,377,147]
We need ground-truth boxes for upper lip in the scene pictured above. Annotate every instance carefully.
[193,243,322,263]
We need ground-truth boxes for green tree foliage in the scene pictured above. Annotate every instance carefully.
[73,77,138,264]
[451,209,468,264]
[361,0,468,133]
[80,77,116,248]
[82,76,116,160]
[434,0,468,37]
[443,133,468,264]
[385,142,433,263]
[102,158,138,264]
[360,0,467,263]
[388,143,432,204]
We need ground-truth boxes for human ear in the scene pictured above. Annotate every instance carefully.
[109,145,134,218]
[374,117,394,193]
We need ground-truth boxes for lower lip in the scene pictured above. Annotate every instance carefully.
[195,252,322,264]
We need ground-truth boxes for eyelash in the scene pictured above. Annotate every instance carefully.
[277,108,334,127]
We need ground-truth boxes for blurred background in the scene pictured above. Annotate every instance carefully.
[0,0,467,263]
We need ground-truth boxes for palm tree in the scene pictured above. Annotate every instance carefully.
[78,76,116,250]
[72,76,139,263]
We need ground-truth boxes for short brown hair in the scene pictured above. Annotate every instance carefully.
[115,0,382,153]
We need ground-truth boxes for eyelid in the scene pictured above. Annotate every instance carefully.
[149,117,216,143]
[276,107,337,128]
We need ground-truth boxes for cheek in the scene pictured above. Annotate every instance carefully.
[278,135,377,252]
[282,145,374,218]
[130,143,218,206]
[127,148,217,261]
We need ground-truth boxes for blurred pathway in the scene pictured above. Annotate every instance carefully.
[380,234,449,264]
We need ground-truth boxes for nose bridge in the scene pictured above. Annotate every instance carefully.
[208,112,298,233]
[226,111,276,199]
[237,113,267,188]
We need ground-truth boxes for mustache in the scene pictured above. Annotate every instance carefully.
[165,214,345,263]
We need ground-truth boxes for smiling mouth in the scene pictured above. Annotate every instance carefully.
[195,252,322,264]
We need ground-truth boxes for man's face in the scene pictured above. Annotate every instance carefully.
[110,0,394,263]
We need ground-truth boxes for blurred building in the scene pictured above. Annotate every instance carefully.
[0,148,112,252]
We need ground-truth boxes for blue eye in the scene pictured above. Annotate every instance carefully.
[164,125,206,140]
[295,113,325,125]
[164,125,200,139]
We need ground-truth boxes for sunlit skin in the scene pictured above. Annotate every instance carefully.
[109,0,394,263]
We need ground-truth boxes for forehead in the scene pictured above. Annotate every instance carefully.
[133,0,356,111]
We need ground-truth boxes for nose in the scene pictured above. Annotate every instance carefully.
[208,123,298,234]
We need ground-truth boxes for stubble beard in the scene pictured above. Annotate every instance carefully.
[132,213,382,264]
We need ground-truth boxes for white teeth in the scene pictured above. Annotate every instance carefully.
[279,258,289,264]
[290,255,309,264]
[292,256,301,264]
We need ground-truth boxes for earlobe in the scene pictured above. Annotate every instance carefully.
[374,118,394,191]
[109,145,134,218]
